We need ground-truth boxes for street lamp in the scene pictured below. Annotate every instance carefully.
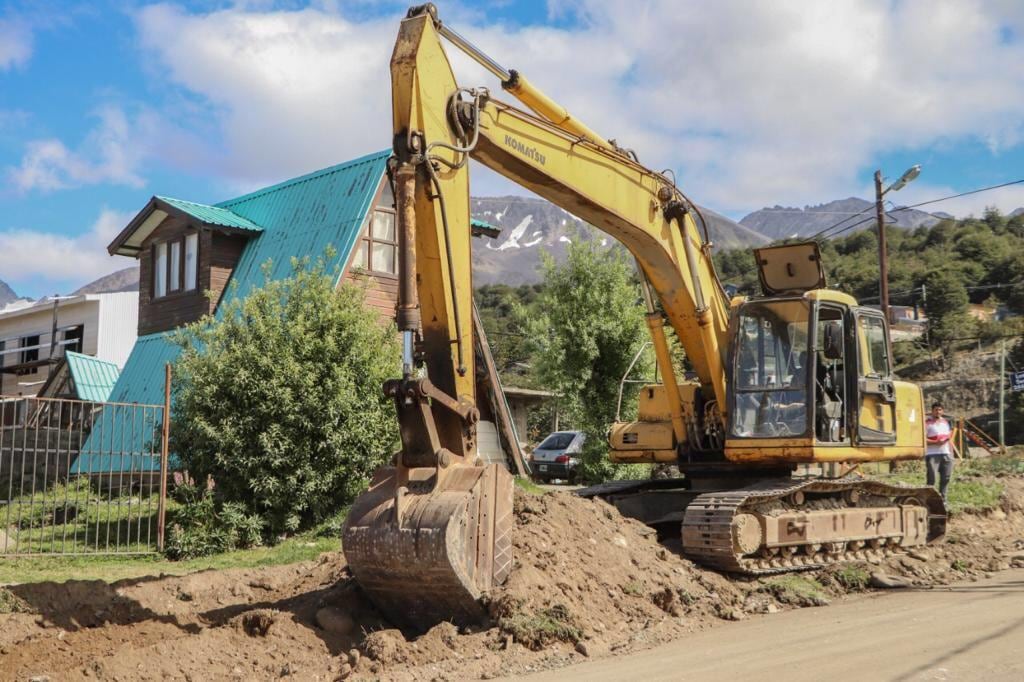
[874,164,921,325]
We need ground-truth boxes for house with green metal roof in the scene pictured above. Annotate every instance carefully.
[72,150,499,476]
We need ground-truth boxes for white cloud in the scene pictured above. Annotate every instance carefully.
[132,1,1024,214]
[0,209,135,292]
[0,17,33,70]
[5,105,182,192]
[134,3,399,189]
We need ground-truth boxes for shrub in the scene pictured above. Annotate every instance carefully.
[170,255,400,540]
[833,564,871,591]
[164,472,263,559]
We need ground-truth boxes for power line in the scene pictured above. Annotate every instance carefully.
[811,178,1024,241]
[897,179,1024,211]
[810,204,877,240]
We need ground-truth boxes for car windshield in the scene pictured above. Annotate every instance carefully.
[731,299,810,438]
[537,433,575,450]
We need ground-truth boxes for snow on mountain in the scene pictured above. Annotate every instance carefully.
[470,195,766,285]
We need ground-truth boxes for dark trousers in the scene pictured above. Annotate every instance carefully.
[926,454,954,501]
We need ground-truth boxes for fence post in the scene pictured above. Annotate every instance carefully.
[156,363,171,552]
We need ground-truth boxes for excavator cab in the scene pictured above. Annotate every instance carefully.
[724,242,922,464]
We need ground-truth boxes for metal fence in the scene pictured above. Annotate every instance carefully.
[0,387,170,556]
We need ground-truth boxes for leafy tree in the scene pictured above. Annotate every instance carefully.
[475,283,543,383]
[714,248,759,294]
[954,230,1002,272]
[924,219,956,247]
[1007,212,1024,238]
[923,269,974,361]
[983,206,1005,231]
[521,236,652,482]
[170,256,400,539]
[991,252,1024,314]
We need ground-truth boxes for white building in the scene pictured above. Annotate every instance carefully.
[0,292,138,396]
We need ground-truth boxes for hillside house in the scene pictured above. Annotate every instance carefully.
[101,151,396,412]
[73,151,506,475]
[0,292,137,397]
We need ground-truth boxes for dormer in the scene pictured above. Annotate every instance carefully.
[107,196,263,335]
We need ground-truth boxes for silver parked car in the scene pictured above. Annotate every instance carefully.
[530,430,585,484]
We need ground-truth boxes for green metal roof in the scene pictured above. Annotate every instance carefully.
[470,218,500,238]
[216,150,391,304]
[104,332,181,406]
[64,351,120,403]
[71,332,180,475]
[155,196,264,233]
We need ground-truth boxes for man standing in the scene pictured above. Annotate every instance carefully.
[925,402,954,502]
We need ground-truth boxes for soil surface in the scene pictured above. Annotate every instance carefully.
[1,478,1023,682]
[520,568,1024,682]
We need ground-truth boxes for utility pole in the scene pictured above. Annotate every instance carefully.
[874,170,890,327]
[999,339,1006,453]
[872,165,920,333]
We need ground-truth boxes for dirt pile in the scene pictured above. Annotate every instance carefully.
[0,491,744,681]
[0,480,1022,681]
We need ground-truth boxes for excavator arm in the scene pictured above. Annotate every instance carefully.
[344,5,731,630]
[396,6,733,446]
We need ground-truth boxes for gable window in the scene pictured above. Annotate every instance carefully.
[152,233,199,298]
[353,210,398,276]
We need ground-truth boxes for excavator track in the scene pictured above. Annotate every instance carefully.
[682,477,946,574]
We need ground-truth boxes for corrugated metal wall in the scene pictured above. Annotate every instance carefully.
[94,292,139,368]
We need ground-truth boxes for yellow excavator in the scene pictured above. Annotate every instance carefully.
[342,4,945,630]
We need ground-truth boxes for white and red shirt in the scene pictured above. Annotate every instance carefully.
[925,416,952,456]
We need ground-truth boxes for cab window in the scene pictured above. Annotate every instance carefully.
[858,315,890,377]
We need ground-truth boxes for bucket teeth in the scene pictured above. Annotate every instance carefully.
[342,464,514,631]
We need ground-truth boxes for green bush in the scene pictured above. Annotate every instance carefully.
[165,472,263,559]
[170,255,400,540]
[833,564,871,591]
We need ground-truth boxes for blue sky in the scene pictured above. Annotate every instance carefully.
[1,0,1023,298]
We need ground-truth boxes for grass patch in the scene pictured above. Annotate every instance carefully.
[961,455,1024,478]
[498,603,582,650]
[951,558,969,572]
[514,477,546,495]
[612,463,653,481]
[623,581,644,597]
[0,476,170,557]
[0,530,338,585]
[761,574,829,606]
[833,564,871,591]
[873,461,1005,514]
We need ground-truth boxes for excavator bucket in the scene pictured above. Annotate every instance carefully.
[342,462,514,630]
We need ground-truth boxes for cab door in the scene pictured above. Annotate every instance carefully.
[853,310,896,445]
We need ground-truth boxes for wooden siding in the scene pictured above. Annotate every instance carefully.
[344,270,398,321]
[137,218,248,336]
[340,176,398,323]
[209,233,248,309]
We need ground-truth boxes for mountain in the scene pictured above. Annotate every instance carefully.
[739,197,941,241]
[0,280,18,307]
[71,267,140,295]
[470,195,768,285]
[1011,207,1024,218]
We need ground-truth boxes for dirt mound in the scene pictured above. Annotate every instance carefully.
[1,480,1023,681]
